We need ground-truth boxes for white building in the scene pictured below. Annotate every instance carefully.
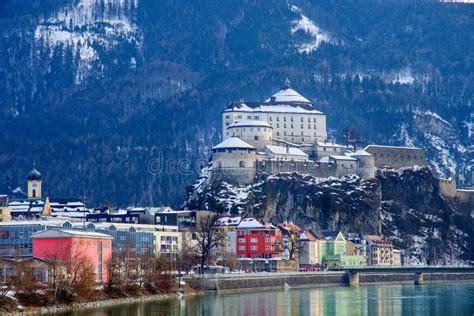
[222,82,327,145]
[265,145,309,162]
[226,120,273,150]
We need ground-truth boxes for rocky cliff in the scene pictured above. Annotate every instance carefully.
[185,167,474,264]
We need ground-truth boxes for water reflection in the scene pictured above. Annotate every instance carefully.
[47,283,474,316]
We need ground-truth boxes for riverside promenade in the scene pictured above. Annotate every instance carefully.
[185,267,474,293]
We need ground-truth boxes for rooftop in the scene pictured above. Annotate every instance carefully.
[265,145,308,157]
[364,145,423,151]
[265,86,312,104]
[212,137,256,150]
[228,120,272,129]
[32,229,113,239]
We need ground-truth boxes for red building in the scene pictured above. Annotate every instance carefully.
[236,218,282,259]
[32,229,113,282]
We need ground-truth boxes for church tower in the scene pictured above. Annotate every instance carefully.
[27,166,42,199]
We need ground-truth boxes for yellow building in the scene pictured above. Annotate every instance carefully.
[0,195,11,222]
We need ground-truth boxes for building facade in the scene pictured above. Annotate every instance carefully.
[32,229,113,282]
[222,83,327,144]
[235,218,282,259]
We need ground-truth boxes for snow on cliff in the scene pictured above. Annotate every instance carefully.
[34,0,141,84]
[288,4,335,53]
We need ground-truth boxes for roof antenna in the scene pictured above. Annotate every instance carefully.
[285,78,291,88]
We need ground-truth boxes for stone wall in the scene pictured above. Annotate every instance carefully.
[438,178,457,198]
[188,271,474,293]
[365,145,426,169]
[256,160,337,178]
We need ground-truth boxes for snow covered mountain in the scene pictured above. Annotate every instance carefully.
[0,0,472,206]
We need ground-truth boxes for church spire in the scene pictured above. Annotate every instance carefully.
[284,78,291,88]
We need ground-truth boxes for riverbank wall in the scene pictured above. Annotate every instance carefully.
[186,271,474,293]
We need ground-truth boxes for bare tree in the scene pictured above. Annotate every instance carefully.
[217,251,239,271]
[175,236,198,282]
[342,128,361,149]
[194,215,226,274]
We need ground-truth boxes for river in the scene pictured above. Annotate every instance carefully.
[46,283,474,316]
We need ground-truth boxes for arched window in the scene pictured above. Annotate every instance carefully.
[32,189,36,198]
[239,161,245,168]
[217,161,222,168]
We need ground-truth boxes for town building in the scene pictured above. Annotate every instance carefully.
[32,229,113,282]
[154,209,212,231]
[235,218,282,259]
[0,195,11,222]
[297,229,321,271]
[365,235,396,266]
[214,216,242,258]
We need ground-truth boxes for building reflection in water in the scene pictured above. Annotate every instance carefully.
[50,283,473,316]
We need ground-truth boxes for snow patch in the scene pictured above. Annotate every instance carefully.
[289,4,335,53]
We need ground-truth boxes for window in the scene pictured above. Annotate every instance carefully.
[308,117,311,122]
[254,116,259,120]
[308,124,311,129]
[301,124,303,129]
[225,115,230,119]
[277,123,280,128]
[265,238,270,242]
[291,124,294,128]
[254,135,259,140]
[239,246,246,250]
[284,124,287,128]
[265,246,271,250]
[269,116,272,121]
[301,117,303,122]
[247,115,252,119]
[237,115,242,119]
[239,161,245,168]
[290,117,294,122]
[314,124,316,129]
[251,238,258,243]
[239,238,245,243]
[251,246,258,250]
[284,117,286,122]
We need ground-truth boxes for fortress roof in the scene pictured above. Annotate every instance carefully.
[349,149,372,157]
[228,120,272,128]
[265,145,308,157]
[212,137,255,150]
[265,86,312,104]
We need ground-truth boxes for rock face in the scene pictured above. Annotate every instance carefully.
[186,167,473,264]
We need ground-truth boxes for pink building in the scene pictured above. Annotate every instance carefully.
[32,229,113,282]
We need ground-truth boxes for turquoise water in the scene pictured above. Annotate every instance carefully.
[48,283,474,316]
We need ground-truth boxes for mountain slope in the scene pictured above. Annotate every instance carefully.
[0,0,472,206]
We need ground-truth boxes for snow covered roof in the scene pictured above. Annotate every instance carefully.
[237,217,265,229]
[319,157,330,163]
[215,216,242,226]
[32,229,113,239]
[316,142,344,148]
[265,145,308,157]
[228,120,272,129]
[265,87,312,104]
[349,149,372,157]
[364,145,423,151]
[212,137,255,150]
[330,155,357,161]
[224,101,323,114]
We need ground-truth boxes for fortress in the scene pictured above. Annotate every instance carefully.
[210,81,428,185]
